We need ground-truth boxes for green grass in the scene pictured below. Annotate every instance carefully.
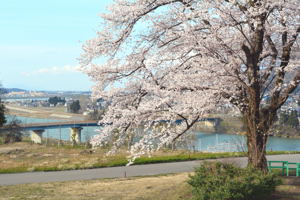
[134,151,300,165]
[266,151,300,155]
[0,167,28,174]
[134,152,244,164]
[1,150,300,174]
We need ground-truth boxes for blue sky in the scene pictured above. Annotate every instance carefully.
[0,0,111,91]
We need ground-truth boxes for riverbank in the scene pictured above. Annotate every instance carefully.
[193,114,300,139]
[0,142,242,173]
[5,104,84,121]
[0,142,299,174]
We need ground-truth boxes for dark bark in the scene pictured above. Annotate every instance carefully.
[244,111,269,171]
[246,132,268,171]
[243,86,269,171]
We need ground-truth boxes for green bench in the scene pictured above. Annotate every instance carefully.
[268,161,300,176]
[286,162,300,177]
[268,161,288,175]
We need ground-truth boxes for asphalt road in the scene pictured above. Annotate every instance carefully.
[0,154,299,186]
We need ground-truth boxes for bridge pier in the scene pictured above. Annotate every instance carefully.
[30,130,44,144]
[70,127,82,145]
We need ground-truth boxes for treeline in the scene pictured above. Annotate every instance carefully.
[48,96,81,113]
[48,96,66,106]
[279,110,299,129]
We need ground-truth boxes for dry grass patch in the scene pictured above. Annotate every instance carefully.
[0,142,244,173]
[0,142,124,172]
[272,177,300,200]
[0,173,191,200]
[6,104,84,120]
[0,169,298,200]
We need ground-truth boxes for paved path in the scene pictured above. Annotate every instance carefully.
[0,154,299,186]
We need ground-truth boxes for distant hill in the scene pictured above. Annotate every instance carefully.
[0,88,7,95]
[5,88,27,93]
[2,88,91,95]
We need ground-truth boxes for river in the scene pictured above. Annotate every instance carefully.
[5,115,300,152]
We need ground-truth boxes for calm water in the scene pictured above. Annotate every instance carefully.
[5,115,98,142]
[6,115,61,123]
[6,115,300,152]
[194,132,300,152]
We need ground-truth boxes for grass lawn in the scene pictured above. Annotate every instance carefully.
[0,173,299,200]
[0,142,299,174]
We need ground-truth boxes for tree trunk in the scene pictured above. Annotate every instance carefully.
[245,113,268,172]
[246,131,268,171]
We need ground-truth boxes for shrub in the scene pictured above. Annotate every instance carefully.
[0,118,22,143]
[188,162,280,200]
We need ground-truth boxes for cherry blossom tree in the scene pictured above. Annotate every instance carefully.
[81,0,300,170]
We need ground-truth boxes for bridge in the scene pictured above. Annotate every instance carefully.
[0,118,220,144]
[0,120,99,144]
[18,120,99,131]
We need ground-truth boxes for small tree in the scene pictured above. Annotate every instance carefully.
[0,118,22,144]
[0,99,6,127]
[69,100,81,113]
[0,83,6,127]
